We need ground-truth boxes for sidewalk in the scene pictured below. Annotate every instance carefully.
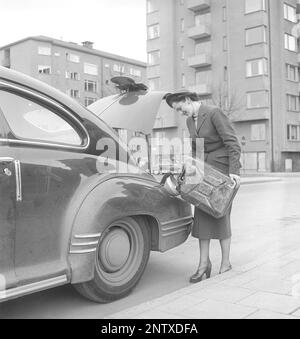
[107,252,300,319]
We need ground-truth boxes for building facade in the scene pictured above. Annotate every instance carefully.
[0,36,147,107]
[147,0,300,172]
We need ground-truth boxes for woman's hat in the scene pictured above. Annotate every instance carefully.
[164,91,198,108]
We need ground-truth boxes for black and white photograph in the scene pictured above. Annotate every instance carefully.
[0,0,300,322]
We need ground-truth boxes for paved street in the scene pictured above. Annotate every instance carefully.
[1,177,300,319]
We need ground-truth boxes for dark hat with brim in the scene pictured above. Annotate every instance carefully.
[164,91,198,108]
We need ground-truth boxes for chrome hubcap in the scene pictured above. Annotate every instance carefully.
[99,228,131,273]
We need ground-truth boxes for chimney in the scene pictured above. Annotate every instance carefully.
[82,41,94,49]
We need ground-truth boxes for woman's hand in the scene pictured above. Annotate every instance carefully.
[229,174,241,186]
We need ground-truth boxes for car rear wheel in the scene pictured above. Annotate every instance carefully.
[74,217,151,303]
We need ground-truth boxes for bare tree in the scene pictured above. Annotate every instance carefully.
[211,83,244,119]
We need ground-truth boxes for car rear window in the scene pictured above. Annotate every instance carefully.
[0,90,82,146]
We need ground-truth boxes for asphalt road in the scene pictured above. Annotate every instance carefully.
[1,178,300,319]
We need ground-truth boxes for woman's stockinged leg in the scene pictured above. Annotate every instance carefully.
[199,239,210,268]
[219,237,232,274]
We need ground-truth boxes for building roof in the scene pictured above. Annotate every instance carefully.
[0,35,147,67]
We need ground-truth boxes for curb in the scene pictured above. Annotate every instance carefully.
[241,178,282,185]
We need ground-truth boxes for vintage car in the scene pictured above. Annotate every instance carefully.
[0,67,192,303]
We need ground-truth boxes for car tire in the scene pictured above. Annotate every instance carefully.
[74,216,151,303]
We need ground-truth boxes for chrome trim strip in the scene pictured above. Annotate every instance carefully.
[0,157,14,162]
[0,275,68,301]
[5,138,88,151]
[74,233,101,239]
[14,160,22,202]
[71,241,99,247]
[161,228,190,238]
[161,216,194,226]
[162,220,194,231]
[70,248,97,254]
[0,81,90,151]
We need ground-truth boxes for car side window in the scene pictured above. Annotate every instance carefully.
[0,90,82,146]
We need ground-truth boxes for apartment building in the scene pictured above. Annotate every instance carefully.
[147,0,300,172]
[0,36,147,107]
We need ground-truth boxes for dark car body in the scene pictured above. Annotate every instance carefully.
[0,67,192,303]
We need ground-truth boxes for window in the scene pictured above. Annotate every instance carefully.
[287,125,300,141]
[224,66,228,81]
[287,94,300,111]
[223,6,227,21]
[38,65,51,75]
[148,78,160,90]
[181,19,185,32]
[67,53,80,63]
[84,63,98,75]
[66,72,80,80]
[247,91,269,109]
[181,73,186,88]
[251,124,266,141]
[245,0,266,14]
[71,72,80,80]
[148,24,160,39]
[38,46,51,56]
[181,46,185,60]
[84,80,97,93]
[246,58,268,77]
[68,89,80,99]
[223,36,227,51]
[84,97,97,107]
[113,64,125,73]
[284,33,297,52]
[195,14,202,27]
[0,90,82,146]
[129,68,142,77]
[148,50,160,66]
[284,3,297,23]
[286,64,299,82]
[246,26,267,45]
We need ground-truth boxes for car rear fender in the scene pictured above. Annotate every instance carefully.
[68,176,192,284]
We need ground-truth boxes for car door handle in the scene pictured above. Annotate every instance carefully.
[0,157,14,177]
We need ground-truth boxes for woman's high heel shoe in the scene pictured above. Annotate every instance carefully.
[219,265,232,275]
[189,261,212,284]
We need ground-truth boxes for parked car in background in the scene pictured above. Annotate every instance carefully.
[0,68,192,303]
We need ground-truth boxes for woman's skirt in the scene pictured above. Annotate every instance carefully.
[192,204,232,240]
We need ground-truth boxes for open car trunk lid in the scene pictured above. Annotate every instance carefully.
[88,90,170,135]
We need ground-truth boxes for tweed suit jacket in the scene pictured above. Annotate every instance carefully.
[187,104,242,176]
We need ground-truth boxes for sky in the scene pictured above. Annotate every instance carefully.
[0,0,147,61]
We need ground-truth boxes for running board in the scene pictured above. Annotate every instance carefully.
[0,275,68,302]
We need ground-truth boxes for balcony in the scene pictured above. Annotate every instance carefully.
[188,24,211,40]
[188,54,211,68]
[187,0,210,12]
[189,84,212,96]
[298,53,300,64]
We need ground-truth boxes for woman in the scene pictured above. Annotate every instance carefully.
[166,92,242,284]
